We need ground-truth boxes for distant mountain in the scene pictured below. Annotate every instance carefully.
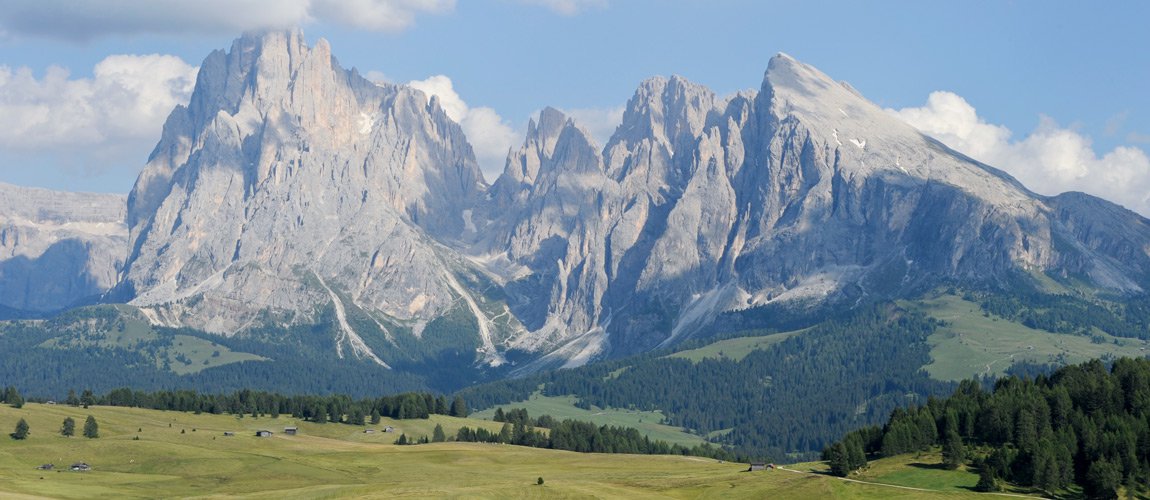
[479,53,1150,368]
[4,31,1150,378]
[0,182,126,314]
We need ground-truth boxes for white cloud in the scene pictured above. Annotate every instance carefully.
[0,0,454,40]
[892,91,1150,216]
[562,106,624,147]
[407,75,518,182]
[0,54,197,149]
[517,0,607,16]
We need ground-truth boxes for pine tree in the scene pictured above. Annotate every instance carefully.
[494,407,506,422]
[975,467,1001,492]
[370,409,381,425]
[941,429,965,470]
[499,423,512,444]
[66,389,80,406]
[5,386,23,408]
[61,417,75,437]
[80,389,95,409]
[432,424,446,443]
[395,433,408,445]
[827,442,850,477]
[11,418,29,440]
[83,415,99,438]
[845,433,867,471]
[451,397,468,418]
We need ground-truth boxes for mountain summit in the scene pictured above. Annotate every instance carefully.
[84,34,1150,372]
[116,30,509,367]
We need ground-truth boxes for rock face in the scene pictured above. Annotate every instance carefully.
[113,33,1150,371]
[119,31,508,366]
[0,183,126,312]
[481,53,1150,367]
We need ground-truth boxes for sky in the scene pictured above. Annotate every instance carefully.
[0,1,1148,214]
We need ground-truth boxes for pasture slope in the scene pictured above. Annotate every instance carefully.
[0,403,1026,498]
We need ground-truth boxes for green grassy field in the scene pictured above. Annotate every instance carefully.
[667,329,807,363]
[0,403,1015,499]
[907,294,1147,381]
[471,393,706,448]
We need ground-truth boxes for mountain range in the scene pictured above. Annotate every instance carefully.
[3,30,1149,379]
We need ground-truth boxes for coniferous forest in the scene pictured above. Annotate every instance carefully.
[825,357,1150,499]
[460,304,955,460]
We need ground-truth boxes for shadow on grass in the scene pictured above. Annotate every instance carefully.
[906,462,952,471]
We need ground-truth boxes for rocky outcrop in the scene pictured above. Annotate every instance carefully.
[107,33,1150,370]
[483,54,1150,364]
[0,183,126,312]
[118,30,509,366]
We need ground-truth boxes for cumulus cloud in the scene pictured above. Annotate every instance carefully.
[0,54,197,149]
[407,75,518,182]
[0,0,453,40]
[517,0,608,16]
[891,91,1150,216]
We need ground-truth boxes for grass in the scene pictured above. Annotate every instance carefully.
[907,294,1147,381]
[471,393,707,448]
[667,329,807,363]
[0,403,1006,499]
[164,335,265,375]
[36,305,265,375]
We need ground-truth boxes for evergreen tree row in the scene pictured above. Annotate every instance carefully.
[825,357,1150,499]
[455,408,737,461]
[5,386,468,425]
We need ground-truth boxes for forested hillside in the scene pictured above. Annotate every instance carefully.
[826,357,1150,499]
[460,304,956,460]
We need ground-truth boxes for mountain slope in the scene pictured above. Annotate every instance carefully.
[117,31,515,367]
[53,32,1150,373]
[476,53,1150,365]
[0,183,126,314]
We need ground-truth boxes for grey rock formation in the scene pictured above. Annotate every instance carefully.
[483,53,1150,367]
[109,33,1150,371]
[0,183,126,312]
[119,30,508,366]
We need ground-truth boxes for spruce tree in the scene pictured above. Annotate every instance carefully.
[11,418,29,440]
[83,415,99,438]
[827,442,849,477]
[61,417,75,437]
[451,397,468,418]
[941,429,965,470]
[975,467,1001,492]
[432,424,446,443]
[845,433,867,471]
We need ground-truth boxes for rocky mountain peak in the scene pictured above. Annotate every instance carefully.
[118,30,494,355]
[611,75,717,152]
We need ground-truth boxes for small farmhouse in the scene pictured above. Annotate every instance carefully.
[748,462,767,472]
[256,430,272,437]
[284,427,298,435]
[70,463,91,472]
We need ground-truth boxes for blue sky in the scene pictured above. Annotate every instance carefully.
[0,1,1148,213]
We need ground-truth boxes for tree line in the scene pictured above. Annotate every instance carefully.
[824,357,1150,499]
[431,406,738,461]
[4,386,468,426]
